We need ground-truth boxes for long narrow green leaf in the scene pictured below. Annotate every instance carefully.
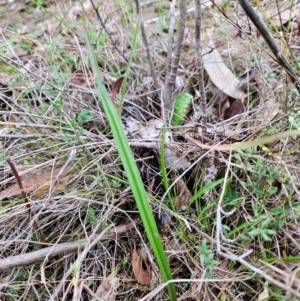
[188,178,225,208]
[85,35,176,301]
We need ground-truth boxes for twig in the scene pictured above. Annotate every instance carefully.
[195,0,207,133]
[134,0,159,89]
[162,0,177,119]
[47,148,76,198]
[6,158,46,243]
[163,0,188,113]
[0,221,136,272]
[50,223,113,300]
[0,240,85,272]
[237,0,300,92]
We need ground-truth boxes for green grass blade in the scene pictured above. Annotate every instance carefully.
[85,34,176,301]
[188,178,225,208]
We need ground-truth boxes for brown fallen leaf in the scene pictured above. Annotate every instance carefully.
[171,172,192,210]
[132,245,152,286]
[0,168,70,201]
[31,175,69,198]
[223,98,244,120]
[111,77,124,103]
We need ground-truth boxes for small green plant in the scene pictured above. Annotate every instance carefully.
[87,207,98,225]
[0,151,3,166]
[245,157,281,201]
[289,112,300,130]
[20,40,33,51]
[248,217,276,242]
[77,109,92,123]
[197,239,219,278]
[264,71,275,84]
[30,0,46,9]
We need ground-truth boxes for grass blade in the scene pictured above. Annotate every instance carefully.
[85,34,176,301]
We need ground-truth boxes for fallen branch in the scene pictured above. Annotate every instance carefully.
[0,221,136,272]
[0,241,85,272]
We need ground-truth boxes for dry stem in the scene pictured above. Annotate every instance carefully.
[163,0,187,114]
[238,0,300,92]
[195,0,207,132]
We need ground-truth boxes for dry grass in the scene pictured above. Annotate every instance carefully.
[1,0,300,300]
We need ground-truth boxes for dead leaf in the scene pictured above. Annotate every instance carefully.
[111,77,124,103]
[31,175,69,198]
[91,269,119,301]
[203,42,246,100]
[132,246,152,286]
[126,118,164,139]
[171,173,192,210]
[0,168,70,201]
[223,98,244,119]
[138,119,164,139]
[165,146,191,171]
[262,100,279,122]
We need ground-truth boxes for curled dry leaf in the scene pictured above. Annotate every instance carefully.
[222,98,244,120]
[0,168,70,201]
[138,119,164,139]
[126,118,164,139]
[111,77,124,103]
[132,246,152,286]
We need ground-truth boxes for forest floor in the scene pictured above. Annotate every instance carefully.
[1,0,300,300]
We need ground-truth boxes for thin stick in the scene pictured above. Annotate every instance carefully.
[89,0,138,76]
[6,158,46,243]
[163,0,187,113]
[195,0,207,133]
[238,0,300,92]
[162,0,177,119]
[0,222,136,272]
[134,0,159,89]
